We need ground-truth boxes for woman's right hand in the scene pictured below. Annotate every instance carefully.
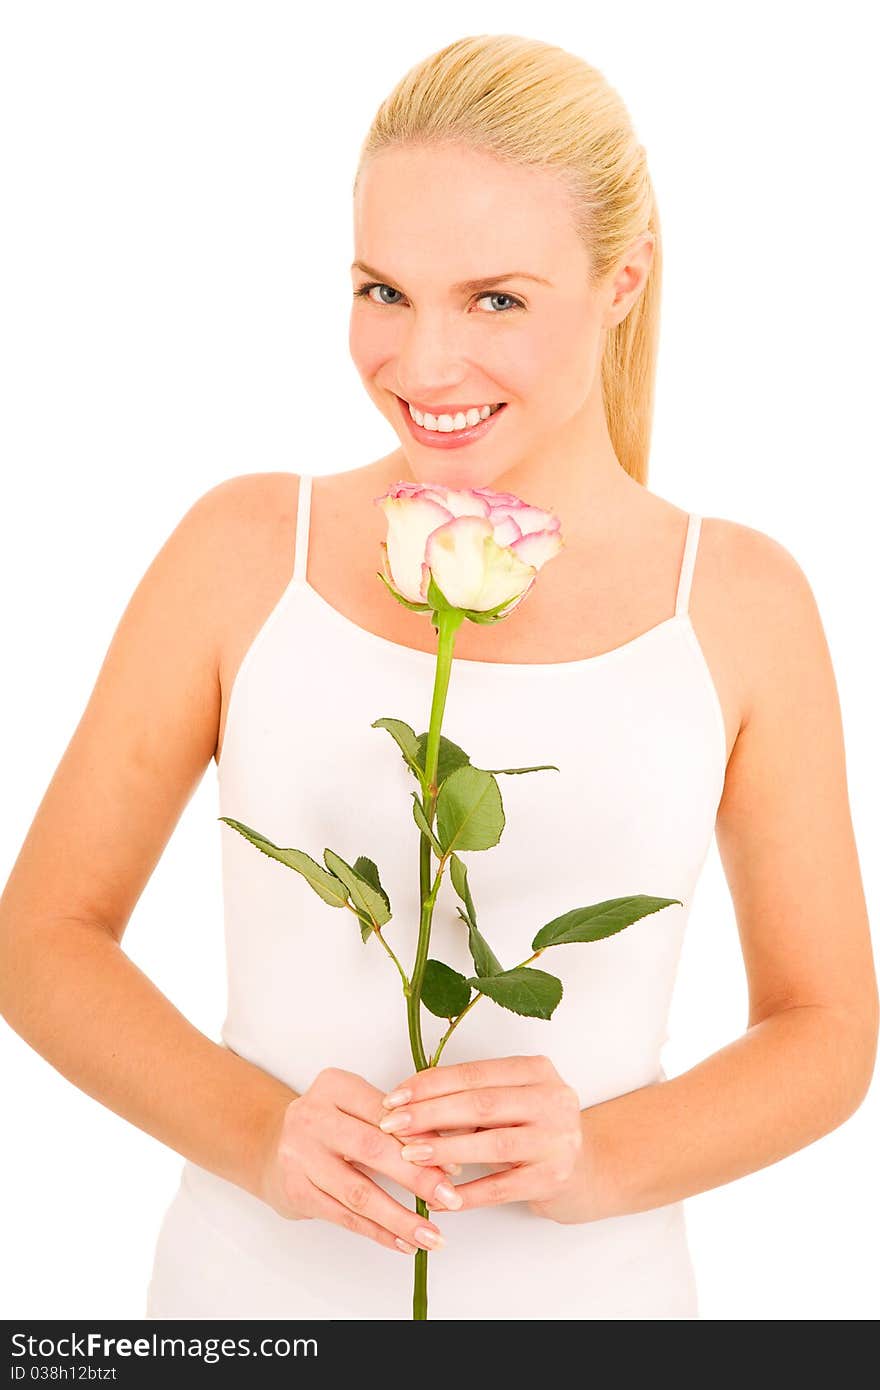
[258,1067,462,1256]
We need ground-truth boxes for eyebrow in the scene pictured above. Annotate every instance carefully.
[351,261,553,292]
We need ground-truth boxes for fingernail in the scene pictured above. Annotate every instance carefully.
[395,1237,418,1254]
[382,1089,412,1108]
[414,1226,445,1249]
[399,1143,433,1162]
[443,1163,461,1175]
[379,1111,410,1133]
[434,1181,462,1210]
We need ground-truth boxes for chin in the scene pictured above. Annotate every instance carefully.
[400,456,508,495]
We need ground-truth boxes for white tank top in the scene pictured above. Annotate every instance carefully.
[146,473,727,1321]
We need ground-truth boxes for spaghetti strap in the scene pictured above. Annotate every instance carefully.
[293,473,312,583]
[674,513,702,617]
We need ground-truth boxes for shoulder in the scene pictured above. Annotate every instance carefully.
[185,471,300,549]
[152,472,302,677]
[699,513,812,586]
[699,514,822,620]
[190,476,306,725]
[175,472,302,600]
[698,514,832,730]
[103,471,303,699]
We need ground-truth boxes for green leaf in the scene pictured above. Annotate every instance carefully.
[353,857,390,943]
[218,818,349,908]
[449,853,475,918]
[322,848,392,929]
[410,793,444,856]
[466,967,563,1020]
[435,765,505,853]
[466,921,504,979]
[413,732,472,787]
[371,720,474,795]
[353,856,390,912]
[353,908,374,943]
[370,717,422,781]
[482,763,560,776]
[420,959,472,1018]
[449,854,503,977]
[531,894,683,951]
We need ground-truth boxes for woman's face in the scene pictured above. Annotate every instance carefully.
[349,141,634,493]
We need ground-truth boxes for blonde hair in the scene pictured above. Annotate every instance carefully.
[354,34,661,485]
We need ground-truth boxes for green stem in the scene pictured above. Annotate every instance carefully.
[343,902,411,996]
[406,606,464,1321]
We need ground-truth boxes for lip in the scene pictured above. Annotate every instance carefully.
[396,395,507,449]
[405,397,500,414]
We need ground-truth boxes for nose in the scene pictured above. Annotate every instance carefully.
[396,313,470,401]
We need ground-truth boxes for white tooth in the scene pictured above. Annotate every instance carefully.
[410,402,498,431]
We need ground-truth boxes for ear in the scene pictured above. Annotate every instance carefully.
[605,232,655,327]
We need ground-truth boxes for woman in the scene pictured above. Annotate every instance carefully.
[0,34,875,1321]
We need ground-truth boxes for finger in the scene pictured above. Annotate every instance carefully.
[315,1155,449,1250]
[303,1177,408,1251]
[432,1161,543,1212]
[381,1055,554,1109]
[320,1072,462,1170]
[344,1149,463,1211]
[400,1125,542,1170]
[379,1083,551,1138]
[347,1158,462,1213]
[424,1160,514,1207]
[304,1174,443,1255]
[404,1129,461,1175]
[323,1067,410,1126]
[335,1112,460,1208]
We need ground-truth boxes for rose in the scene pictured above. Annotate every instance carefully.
[373,480,565,618]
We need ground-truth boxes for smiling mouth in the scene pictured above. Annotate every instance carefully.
[395,392,508,446]
[398,395,506,416]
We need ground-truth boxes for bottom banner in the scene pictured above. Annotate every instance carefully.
[3,1319,575,1381]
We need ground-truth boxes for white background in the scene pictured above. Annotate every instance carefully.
[1,1,877,1322]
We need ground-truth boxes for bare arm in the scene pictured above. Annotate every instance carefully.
[549,524,878,1222]
[0,919,297,1199]
[0,476,297,1202]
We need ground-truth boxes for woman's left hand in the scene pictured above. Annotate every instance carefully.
[377,1054,589,1222]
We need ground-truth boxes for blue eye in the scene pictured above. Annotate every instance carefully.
[476,292,522,313]
[353,282,403,306]
[352,282,523,312]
